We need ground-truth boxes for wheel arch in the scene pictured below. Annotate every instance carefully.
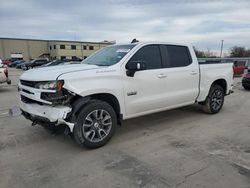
[211,79,227,94]
[68,93,122,125]
[198,78,227,104]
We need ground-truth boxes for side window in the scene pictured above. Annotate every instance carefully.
[166,45,192,68]
[129,45,162,70]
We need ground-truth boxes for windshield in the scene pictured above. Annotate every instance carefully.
[82,44,136,66]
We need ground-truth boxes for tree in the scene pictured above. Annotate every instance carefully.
[193,47,205,58]
[229,46,250,57]
[193,47,217,58]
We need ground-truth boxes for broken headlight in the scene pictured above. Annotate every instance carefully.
[41,88,75,105]
[36,80,64,91]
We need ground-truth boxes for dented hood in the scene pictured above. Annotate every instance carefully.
[20,64,100,81]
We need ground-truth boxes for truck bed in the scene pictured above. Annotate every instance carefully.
[197,63,234,102]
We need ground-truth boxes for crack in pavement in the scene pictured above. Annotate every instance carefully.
[175,165,209,188]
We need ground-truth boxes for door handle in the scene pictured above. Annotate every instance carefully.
[158,74,167,78]
[190,71,198,75]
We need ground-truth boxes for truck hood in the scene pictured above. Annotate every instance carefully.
[20,64,100,81]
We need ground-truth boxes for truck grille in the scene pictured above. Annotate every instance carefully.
[20,80,37,88]
[21,95,43,105]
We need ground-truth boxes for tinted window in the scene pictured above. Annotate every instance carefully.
[89,46,94,50]
[71,45,76,50]
[129,45,162,70]
[165,45,191,68]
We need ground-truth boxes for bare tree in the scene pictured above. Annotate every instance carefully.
[193,47,217,58]
[229,46,250,57]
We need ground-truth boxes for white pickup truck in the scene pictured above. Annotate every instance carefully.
[18,42,233,148]
[0,60,11,85]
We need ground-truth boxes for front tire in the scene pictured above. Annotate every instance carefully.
[73,100,117,148]
[202,85,225,114]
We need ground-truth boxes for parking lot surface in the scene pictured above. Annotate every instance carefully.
[0,68,249,188]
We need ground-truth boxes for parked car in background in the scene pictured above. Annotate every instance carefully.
[242,69,250,90]
[43,59,72,67]
[8,60,25,67]
[0,62,11,85]
[233,61,245,76]
[19,41,234,148]
[43,59,82,67]
[16,61,29,69]
[2,59,12,66]
[21,59,48,70]
[20,61,32,70]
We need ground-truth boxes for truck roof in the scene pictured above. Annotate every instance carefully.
[115,41,191,47]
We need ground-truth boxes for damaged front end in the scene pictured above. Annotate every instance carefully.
[19,80,76,132]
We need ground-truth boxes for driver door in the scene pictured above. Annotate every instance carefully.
[123,45,167,117]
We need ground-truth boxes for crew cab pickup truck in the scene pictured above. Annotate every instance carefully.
[18,42,234,148]
[0,62,11,85]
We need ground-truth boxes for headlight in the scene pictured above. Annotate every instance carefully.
[35,80,64,91]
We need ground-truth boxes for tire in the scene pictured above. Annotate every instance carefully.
[73,100,117,148]
[242,84,250,90]
[202,85,225,114]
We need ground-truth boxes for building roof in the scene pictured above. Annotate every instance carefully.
[0,37,116,45]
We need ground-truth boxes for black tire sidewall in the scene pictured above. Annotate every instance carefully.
[208,85,225,114]
[242,84,250,90]
[73,100,117,148]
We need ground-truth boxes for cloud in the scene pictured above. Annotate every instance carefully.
[0,0,250,55]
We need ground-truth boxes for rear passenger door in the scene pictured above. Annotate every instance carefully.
[160,45,199,107]
[124,45,168,116]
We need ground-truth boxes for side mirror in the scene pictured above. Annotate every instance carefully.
[125,60,146,77]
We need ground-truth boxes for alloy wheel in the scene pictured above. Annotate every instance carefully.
[211,89,223,111]
[82,109,112,143]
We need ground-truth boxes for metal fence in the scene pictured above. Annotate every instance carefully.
[198,57,250,68]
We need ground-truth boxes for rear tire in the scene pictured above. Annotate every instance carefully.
[73,100,117,149]
[242,85,250,90]
[202,85,225,114]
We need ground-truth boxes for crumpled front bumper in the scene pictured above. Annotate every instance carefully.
[20,100,75,132]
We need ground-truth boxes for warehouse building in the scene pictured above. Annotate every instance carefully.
[0,38,115,61]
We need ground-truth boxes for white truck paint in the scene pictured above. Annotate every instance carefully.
[18,42,234,148]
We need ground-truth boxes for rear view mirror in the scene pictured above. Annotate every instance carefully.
[125,60,146,77]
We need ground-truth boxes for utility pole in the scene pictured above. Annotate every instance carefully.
[220,40,224,58]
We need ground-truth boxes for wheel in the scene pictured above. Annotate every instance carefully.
[242,84,250,90]
[202,85,225,114]
[73,100,117,148]
[7,79,11,85]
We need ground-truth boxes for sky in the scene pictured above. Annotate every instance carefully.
[1,0,250,55]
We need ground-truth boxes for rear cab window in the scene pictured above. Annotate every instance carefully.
[162,45,192,68]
